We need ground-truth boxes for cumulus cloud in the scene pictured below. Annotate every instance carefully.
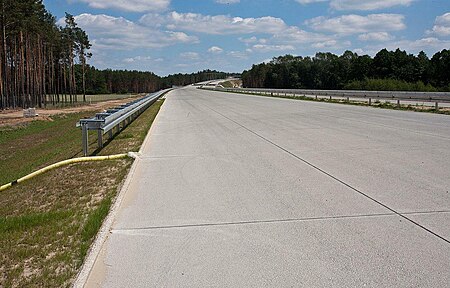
[216,0,240,3]
[272,26,331,43]
[73,0,170,12]
[386,37,450,53]
[123,56,152,63]
[427,12,450,37]
[208,46,224,53]
[239,36,258,44]
[296,0,328,4]
[227,51,248,59]
[358,32,394,41]
[305,14,406,34]
[356,37,450,56]
[296,0,414,10]
[61,13,197,50]
[330,0,414,11]
[140,12,287,35]
[139,11,335,51]
[311,39,351,49]
[180,52,200,60]
[251,44,295,52]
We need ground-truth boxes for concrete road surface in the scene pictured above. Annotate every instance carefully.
[83,86,450,287]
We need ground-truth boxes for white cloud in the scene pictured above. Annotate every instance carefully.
[252,44,295,52]
[227,51,248,59]
[272,26,331,43]
[386,37,450,53]
[296,0,328,4]
[311,40,352,49]
[208,46,224,53]
[352,48,365,55]
[140,11,287,35]
[296,0,415,10]
[139,11,335,52]
[356,37,450,56]
[73,0,170,12]
[330,0,414,11]
[239,36,258,44]
[123,56,152,63]
[180,52,200,60]
[61,13,198,50]
[427,12,450,37]
[358,32,394,41]
[305,14,406,34]
[216,0,240,3]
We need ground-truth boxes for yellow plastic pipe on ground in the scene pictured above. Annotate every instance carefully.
[0,153,135,192]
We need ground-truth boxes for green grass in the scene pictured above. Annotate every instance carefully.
[0,98,165,287]
[79,196,112,261]
[0,210,73,234]
[0,113,92,184]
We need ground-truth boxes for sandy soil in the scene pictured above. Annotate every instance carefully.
[0,97,139,127]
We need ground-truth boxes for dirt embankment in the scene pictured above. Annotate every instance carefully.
[0,97,139,127]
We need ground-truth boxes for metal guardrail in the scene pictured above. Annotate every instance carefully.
[206,87,450,104]
[77,89,170,156]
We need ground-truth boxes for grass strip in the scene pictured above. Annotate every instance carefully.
[0,210,73,234]
[79,196,112,261]
[0,98,165,287]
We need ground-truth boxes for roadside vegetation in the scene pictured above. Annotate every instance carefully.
[205,88,450,115]
[0,99,165,287]
[242,49,450,92]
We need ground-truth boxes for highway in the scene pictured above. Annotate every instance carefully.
[83,86,450,287]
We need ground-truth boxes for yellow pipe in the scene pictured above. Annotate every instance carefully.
[0,153,132,192]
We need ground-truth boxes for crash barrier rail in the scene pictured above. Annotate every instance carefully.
[77,89,170,156]
[204,87,450,107]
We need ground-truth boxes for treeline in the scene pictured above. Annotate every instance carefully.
[0,0,232,109]
[81,66,160,95]
[242,49,450,92]
[162,70,231,88]
[0,0,91,109]
[80,67,232,95]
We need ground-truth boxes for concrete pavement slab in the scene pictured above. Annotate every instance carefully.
[83,87,450,287]
[93,215,449,287]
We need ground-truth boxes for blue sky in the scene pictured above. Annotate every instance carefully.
[44,0,450,76]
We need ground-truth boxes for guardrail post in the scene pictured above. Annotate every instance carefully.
[369,98,371,106]
[329,96,332,100]
[435,102,439,111]
[397,99,400,108]
[82,123,89,157]
[346,97,349,102]
[97,130,103,148]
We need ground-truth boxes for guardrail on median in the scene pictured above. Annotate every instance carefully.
[205,87,450,105]
[77,89,170,156]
